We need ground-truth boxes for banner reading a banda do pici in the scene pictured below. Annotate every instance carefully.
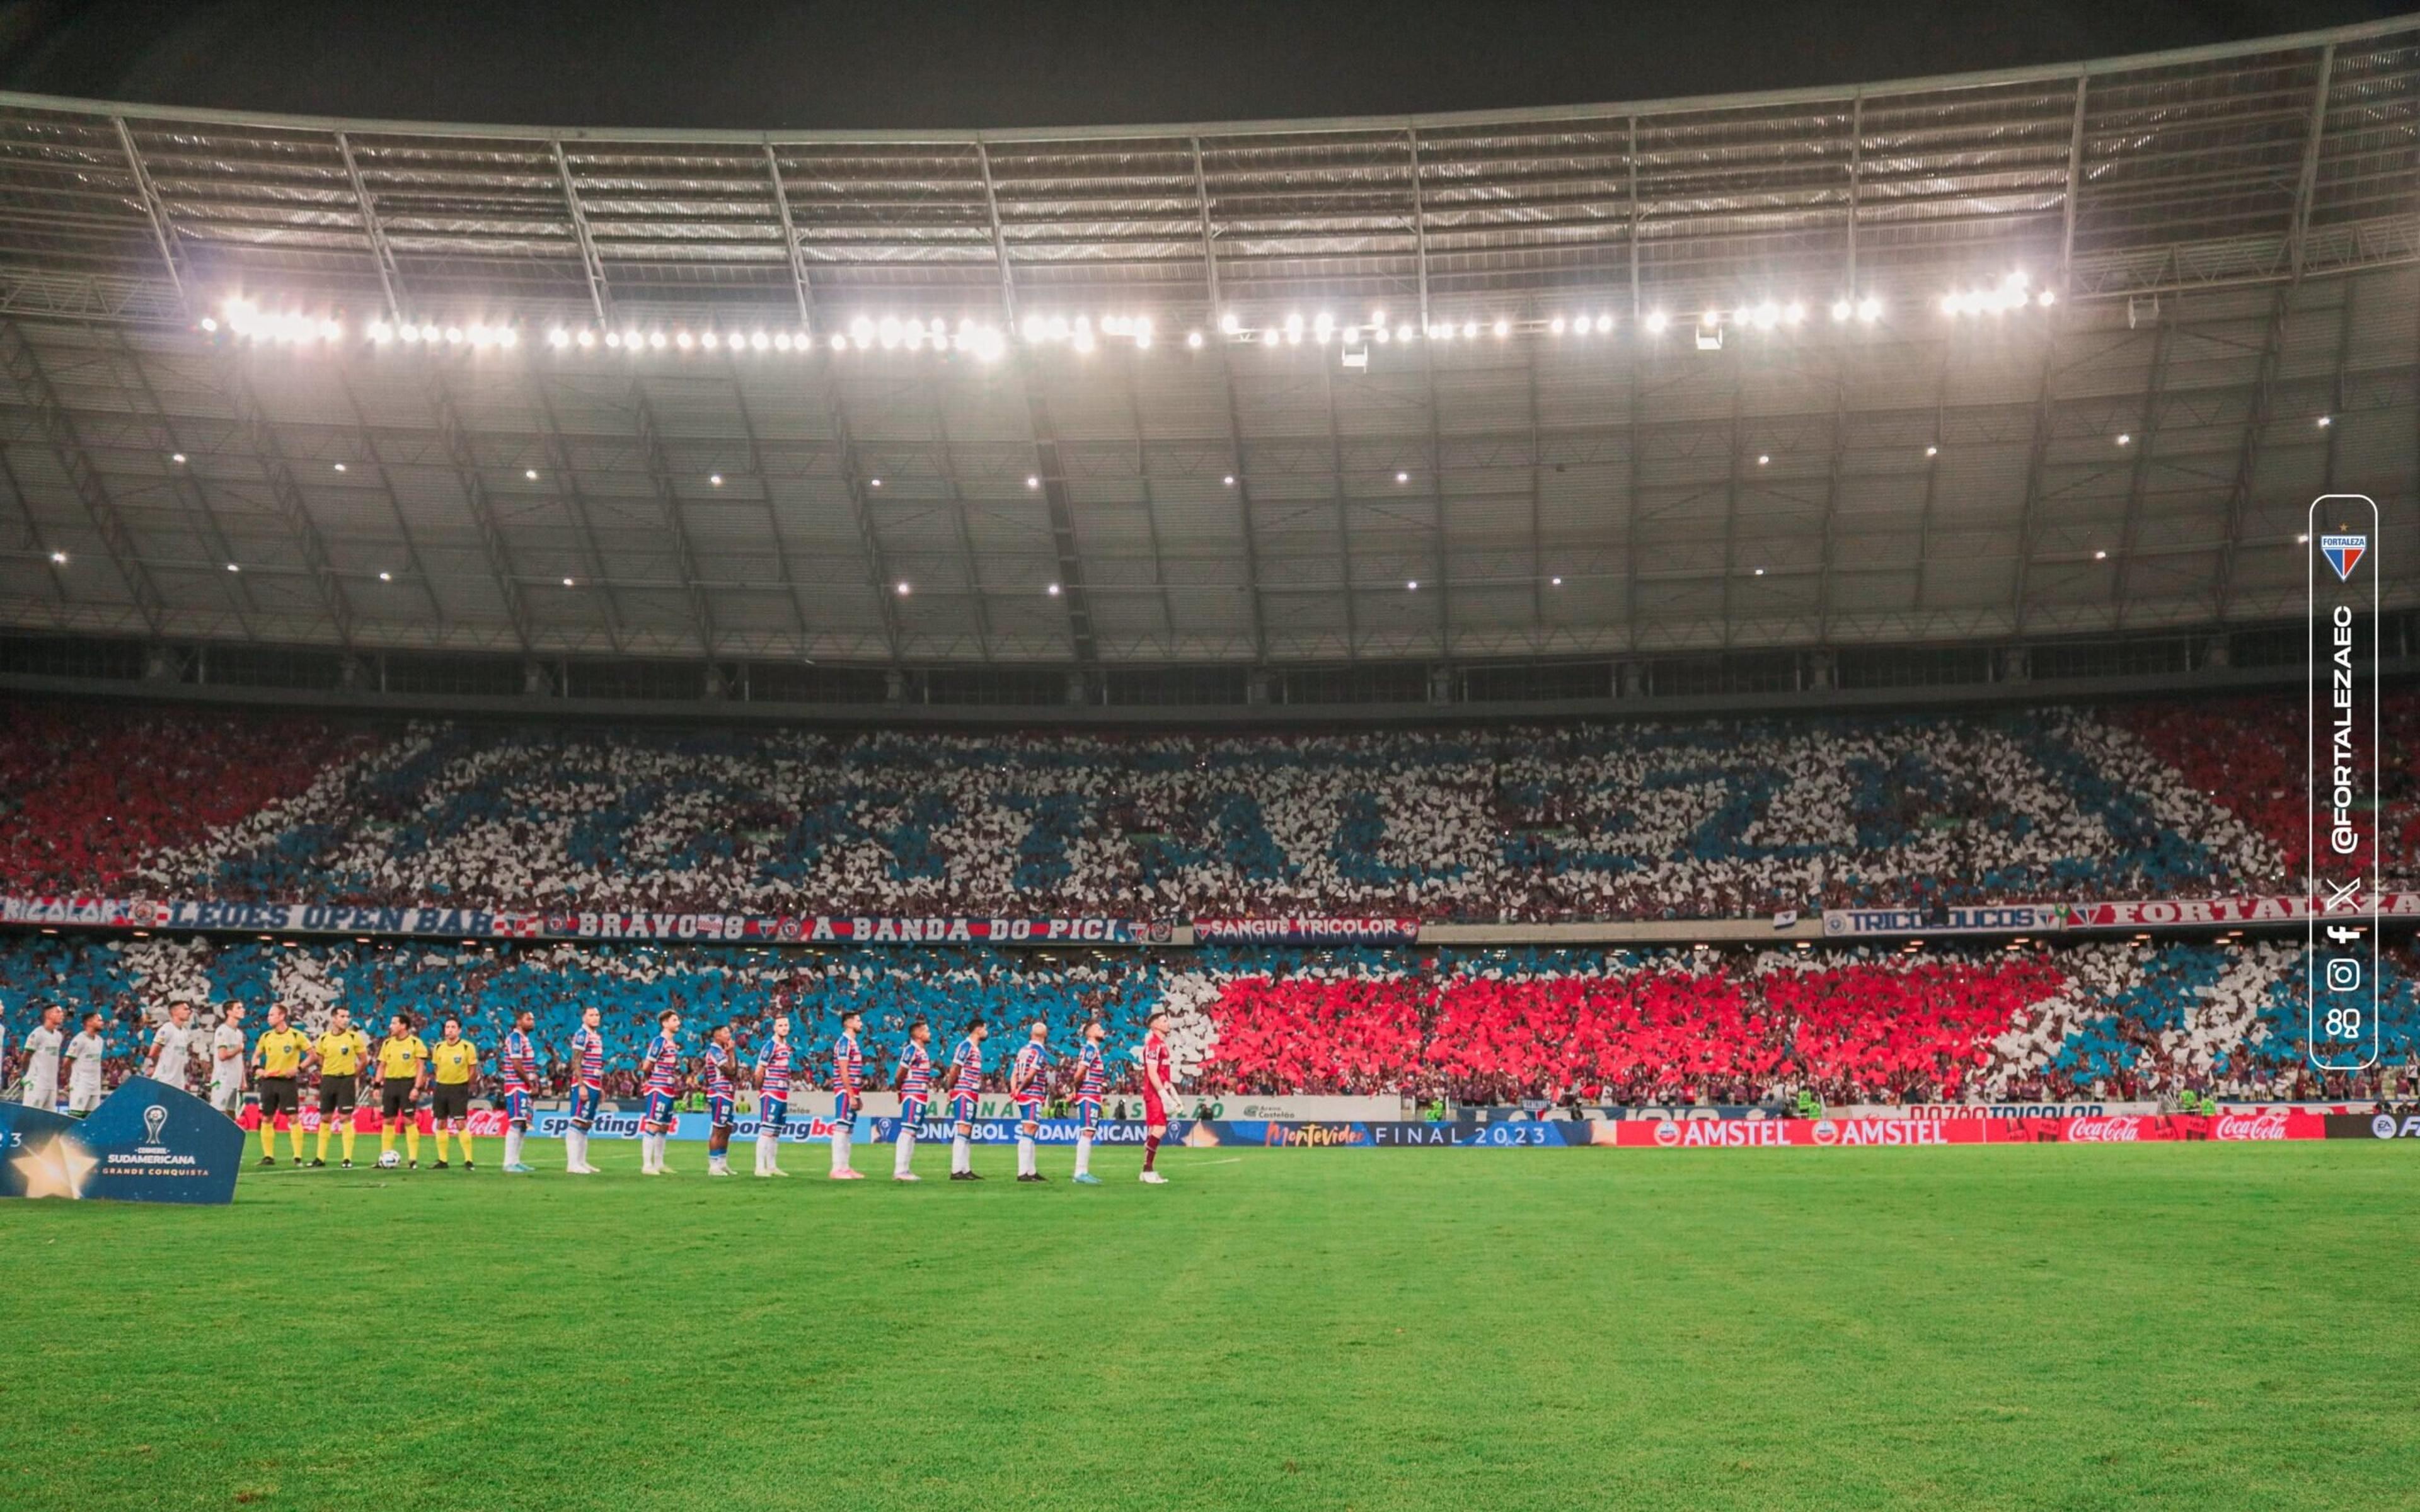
[0,895,1170,947]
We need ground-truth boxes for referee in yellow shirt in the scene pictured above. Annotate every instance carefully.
[250,1005,313,1166]
[376,1014,430,1169]
[427,1014,481,1170]
[310,1007,371,1167]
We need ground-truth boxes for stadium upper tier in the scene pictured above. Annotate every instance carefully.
[0,19,2411,668]
[0,690,2406,920]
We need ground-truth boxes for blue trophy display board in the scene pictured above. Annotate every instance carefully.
[0,1076,244,1204]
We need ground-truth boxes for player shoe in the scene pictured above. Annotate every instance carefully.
[505,1162,534,1174]
[463,1161,475,1171]
[309,1158,326,1169]
[258,1156,275,1167]
[408,1160,419,1171]
[1139,1171,1168,1184]
[432,1160,449,1170]
[894,1172,921,1183]
[340,1159,352,1169]
[1073,1172,1102,1184]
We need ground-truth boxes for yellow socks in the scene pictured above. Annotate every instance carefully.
[381,1126,396,1157]
[434,1130,451,1163]
[405,1125,420,1163]
[340,1124,356,1162]
[457,1133,475,1167]
[289,1125,306,1162]
[260,1125,278,1160]
[318,1124,332,1161]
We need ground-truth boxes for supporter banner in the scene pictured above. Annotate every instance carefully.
[1190,917,1420,946]
[1181,1120,1594,1148]
[2325,1113,2420,1140]
[1595,1111,2326,1148]
[0,894,1158,948]
[868,1116,1170,1147]
[534,1108,861,1143]
[1824,891,2420,937]
[1585,1104,1788,1122]
[0,1077,243,1203]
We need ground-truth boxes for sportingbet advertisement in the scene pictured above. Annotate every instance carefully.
[0,1076,244,1204]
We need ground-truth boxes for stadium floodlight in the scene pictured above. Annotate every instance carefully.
[1595,314,1613,333]
[1222,474,1235,486]
[562,576,575,586]
[2094,549,2107,559]
[525,468,539,480]
[750,330,769,351]
[1757,454,1771,466]
[619,329,640,348]
[1027,476,1040,489]
[1406,579,1418,590]
[708,473,723,486]
[1186,330,1204,348]
[376,570,389,581]
[645,331,666,350]
[1753,302,1780,330]
[497,328,517,348]
[332,462,347,472]
[676,331,695,350]
[226,563,239,573]
[1073,326,1097,352]
[1753,566,1766,575]
[1046,583,1061,596]
[1493,318,1511,338]
[2036,290,2056,307]
[2115,433,2131,446]
[2317,415,2332,428]
[1644,310,1669,334]
[1313,312,1334,340]
[49,549,66,564]
[895,581,911,595]
[1782,302,1806,325]
[1940,293,1961,316]
[1550,575,1561,586]
[878,317,902,349]
[1857,296,1883,323]
[1461,320,1478,338]
[171,452,186,463]
[546,327,568,348]
[1373,324,1391,343]
[199,316,219,332]
[1831,299,1853,322]
[1219,311,1241,335]
[868,478,882,488]
[1925,445,1939,458]
[368,321,392,343]
[701,332,720,350]
[1550,316,1567,334]
[576,329,596,348]
[1285,312,1305,339]
[1395,324,1415,343]
[1134,328,1152,349]
[1396,471,1410,483]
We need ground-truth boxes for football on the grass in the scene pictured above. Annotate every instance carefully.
[377,1150,402,1169]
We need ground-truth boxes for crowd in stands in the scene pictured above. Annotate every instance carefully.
[4,932,2411,1109]
[8,691,2400,926]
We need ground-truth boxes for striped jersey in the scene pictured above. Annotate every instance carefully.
[700,1043,735,1100]
[948,1036,982,1098]
[569,1026,605,1089]
[758,1040,794,1099]
[1011,1042,1049,1102]
[897,1042,933,1101]
[1073,1043,1107,1101]
[831,1032,865,1093]
[499,1029,539,1092]
[642,1032,681,1096]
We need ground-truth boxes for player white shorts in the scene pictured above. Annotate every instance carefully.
[210,1082,245,1115]
[67,1086,103,1114]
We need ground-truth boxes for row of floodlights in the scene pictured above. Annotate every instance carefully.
[207,277,2051,358]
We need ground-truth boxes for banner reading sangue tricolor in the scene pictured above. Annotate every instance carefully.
[0,895,1167,947]
[1191,917,1421,945]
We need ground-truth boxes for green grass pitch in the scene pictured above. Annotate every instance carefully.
[3,1139,2414,1511]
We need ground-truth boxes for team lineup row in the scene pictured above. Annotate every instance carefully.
[8,999,1189,1185]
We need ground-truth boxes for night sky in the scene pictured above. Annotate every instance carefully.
[0,0,2398,130]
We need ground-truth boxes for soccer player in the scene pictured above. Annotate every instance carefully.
[1010,1018,1051,1183]
[945,1018,988,1181]
[251,1005,312,1165]
[754,1013,795,1178]
[829,1007,867,1180]
[891,1016,933,1182]
[638,1010,683,1175]
[427,1014,480,1169]
[1069,1017,1109,1184]
[146,1001,202,1092]
[375,1013,430,1169]
[697,1024,739,1177]
[63,1011,107,1116]
[310,1007,369,1167]
[498,1009,540,1173]
[1139,1007,1180,1185]
[18,1004,64,1109]
[207,1004,248,1119]
[564,1005,606,1174]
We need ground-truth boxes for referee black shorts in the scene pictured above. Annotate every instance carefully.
[379,1077,418,1121]
[258,1077,299,1118]
[318,1074,357,1116]
[429,1083,470,1122]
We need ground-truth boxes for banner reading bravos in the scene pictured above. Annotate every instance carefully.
[1824,891,2420,937]
[0,894,1159,947]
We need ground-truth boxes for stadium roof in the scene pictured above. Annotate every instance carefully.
[0,16,2410,669]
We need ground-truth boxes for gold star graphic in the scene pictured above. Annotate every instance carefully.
[13,1133,97,1200]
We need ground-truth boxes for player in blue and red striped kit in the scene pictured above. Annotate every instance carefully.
[1010,1019,1051,1182]
[639,1010,683,1175]
[564,1005,606,1174]
[945,1019,988,1181]
[829,1007,867,1181]
[890,1017,933,1182]
[754,1013,794,1178]
[1070,1017,1109,1184]
[696,1024,740,1177]
[499,1009,540,1174]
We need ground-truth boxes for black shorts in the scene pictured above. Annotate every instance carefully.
[318,1074,358,1116]
[380,1078,419,1121]
[258,1077,299,1118]
[429,1083,470,1122]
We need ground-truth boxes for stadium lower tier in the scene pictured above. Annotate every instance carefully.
[3,934,2410,1105]
[2,690,2409,922]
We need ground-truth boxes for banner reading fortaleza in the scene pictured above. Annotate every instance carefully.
[1824,891,2420,937]
[0,895,1161,946]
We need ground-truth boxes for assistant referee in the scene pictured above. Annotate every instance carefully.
[376,1014,430,1169]
[311,1007,370,1168]
[427,1014,480,1171]
[251,1005,311,1166]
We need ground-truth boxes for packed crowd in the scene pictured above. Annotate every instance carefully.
[4,933,2409,1108]
[8,692,2400,925]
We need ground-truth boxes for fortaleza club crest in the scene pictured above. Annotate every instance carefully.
[2320,532,2367,582]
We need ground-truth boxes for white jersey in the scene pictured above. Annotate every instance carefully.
[20,1024,62,1108]
[64,1029,107,1111]
[149,1021,201,1091]
[209,1024,246,1091]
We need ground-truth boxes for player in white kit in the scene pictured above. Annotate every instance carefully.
[63,1011,107,1114]
[18,1003,65,1109]
[207,1004,248,1118]
[146,1002,202,1092]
